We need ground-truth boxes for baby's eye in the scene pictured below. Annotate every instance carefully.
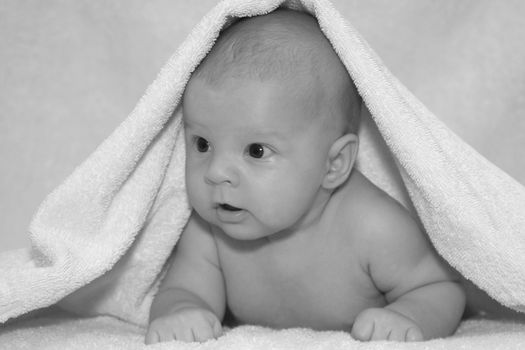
[246,143,272,159]
[195,137,210,153]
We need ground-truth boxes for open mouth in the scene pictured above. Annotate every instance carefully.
[215,202,246,223]
[219,203,242,212]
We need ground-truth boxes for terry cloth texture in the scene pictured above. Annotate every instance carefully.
[1,0,525,348]
[2,310,525,350]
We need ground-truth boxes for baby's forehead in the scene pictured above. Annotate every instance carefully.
[184,75,326,134]
[186,9,358,134]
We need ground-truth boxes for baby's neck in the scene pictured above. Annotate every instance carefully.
[267,187,332,242]
[262,171,365,248]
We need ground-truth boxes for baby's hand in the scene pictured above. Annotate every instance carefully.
[145,307,222,344]
[351,308,423,342]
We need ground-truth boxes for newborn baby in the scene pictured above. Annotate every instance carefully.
[146,9,465,344]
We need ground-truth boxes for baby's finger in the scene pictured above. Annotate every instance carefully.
[187,320,214,343]
[386,327,409,342]
[147,323,178,344]
[174,327,196,343]
[158,327,178,343]
[370,323,392,341]
[192,314,222,342]
[350,319,374,341]
[144,328,160,344]
[405,327,424,342]
[210,316,223,338]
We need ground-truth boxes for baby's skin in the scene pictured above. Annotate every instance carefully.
[145,10,465,344]
[145,74,465,344]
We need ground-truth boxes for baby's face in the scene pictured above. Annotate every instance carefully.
[183,77,336,240]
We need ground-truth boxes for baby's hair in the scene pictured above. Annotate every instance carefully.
[192,9,361,134]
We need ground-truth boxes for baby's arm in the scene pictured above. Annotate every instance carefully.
[351,203,465,341]
[145,212,226,344]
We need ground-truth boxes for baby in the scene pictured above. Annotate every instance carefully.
[145,9,465,344]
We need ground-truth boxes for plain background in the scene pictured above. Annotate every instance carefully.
[2,0,525,252]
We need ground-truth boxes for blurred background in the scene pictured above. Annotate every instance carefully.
[2,0,525,252]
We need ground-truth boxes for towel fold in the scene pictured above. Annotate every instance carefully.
[2,0,525,338]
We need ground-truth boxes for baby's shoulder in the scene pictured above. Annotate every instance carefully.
[332,171,421,246]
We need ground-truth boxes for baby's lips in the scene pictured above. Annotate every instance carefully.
[219,203,242,211]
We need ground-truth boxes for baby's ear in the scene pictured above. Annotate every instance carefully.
[322,133,358,190]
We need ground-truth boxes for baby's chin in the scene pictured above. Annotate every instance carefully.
[212,221,275,241]
[202,210,279,241]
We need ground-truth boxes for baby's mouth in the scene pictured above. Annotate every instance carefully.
[215,202,247,223]
[218,203,242,212]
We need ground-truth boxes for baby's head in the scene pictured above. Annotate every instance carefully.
[191,9,360,136]
[183,9,362,240]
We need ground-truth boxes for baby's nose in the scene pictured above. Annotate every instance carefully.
[204,155,240,187]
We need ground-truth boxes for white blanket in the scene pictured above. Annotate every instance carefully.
[2,309,525,349]
[2,0,525,348]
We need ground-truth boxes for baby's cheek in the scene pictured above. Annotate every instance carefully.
[254,197,305,230]
[186,181,208,213]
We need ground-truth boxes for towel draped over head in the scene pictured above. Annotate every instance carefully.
[2,0,525,327]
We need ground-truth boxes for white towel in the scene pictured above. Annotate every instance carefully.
[2,0,525,339]
[2,313,525,350]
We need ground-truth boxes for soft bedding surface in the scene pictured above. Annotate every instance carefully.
[2,310,525,350]
[2,0,525,348]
